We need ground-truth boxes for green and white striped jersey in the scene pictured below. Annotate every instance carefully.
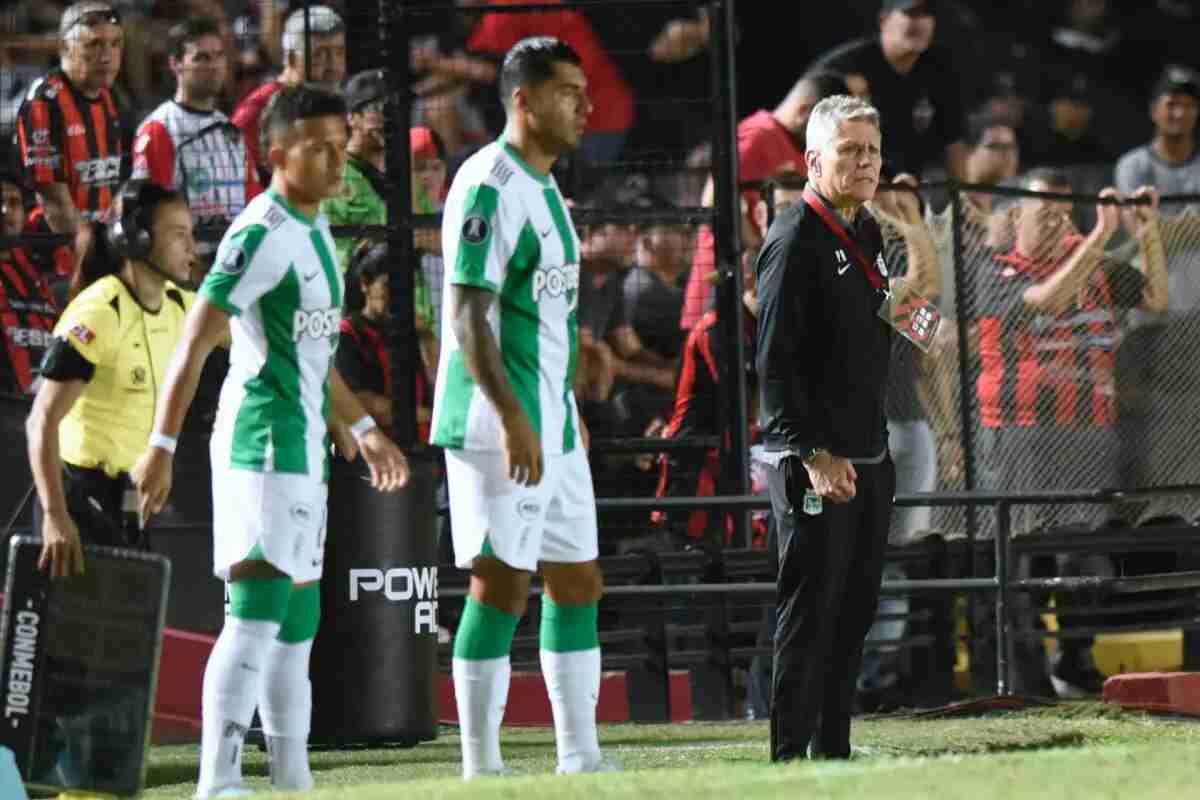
[431,139,581,455]
[200,190,344,479]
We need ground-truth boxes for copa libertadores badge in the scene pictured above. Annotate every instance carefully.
[462,215,489,244]
[220,246,246,274]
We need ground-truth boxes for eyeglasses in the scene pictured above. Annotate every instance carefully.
[62,7,121,38]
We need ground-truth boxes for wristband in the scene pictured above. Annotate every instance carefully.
[149,432,177,454]
[349,415,377,441]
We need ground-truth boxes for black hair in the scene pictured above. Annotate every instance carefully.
[1022,166,1072,191]
[70,181,185,301]
[167,16,222,61]
[790,70,851,105]
[966,111,1016,148]
[350,239,388,287]
[498,37,582,109]
[259,83,347,161]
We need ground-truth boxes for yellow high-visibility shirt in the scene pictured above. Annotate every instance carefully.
[53,275,192,477]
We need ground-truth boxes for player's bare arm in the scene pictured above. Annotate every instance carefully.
[329,365,409,492]
[26,377,88,577]
[451,283,543,486]
[131,297,230,521]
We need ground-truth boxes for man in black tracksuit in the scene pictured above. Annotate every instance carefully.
[755,95,895,762]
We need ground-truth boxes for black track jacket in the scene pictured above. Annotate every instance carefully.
[754,192,893,460]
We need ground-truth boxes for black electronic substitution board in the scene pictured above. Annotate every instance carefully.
[0,536,169,796]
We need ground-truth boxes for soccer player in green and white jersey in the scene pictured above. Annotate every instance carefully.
[430,37,611,778]
[131,85,409,798]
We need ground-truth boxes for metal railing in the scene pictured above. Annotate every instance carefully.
[444,485,1200,698]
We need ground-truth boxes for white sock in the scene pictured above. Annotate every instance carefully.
[452,655,510,777]
[540,647,601,773]
[260,639,314,791]
[197,618,280,797]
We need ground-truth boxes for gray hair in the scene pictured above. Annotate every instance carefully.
[282,5,344,54]
[805,95,881,154]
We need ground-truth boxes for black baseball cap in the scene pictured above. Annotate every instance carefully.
[881,0,937,15]
[1050,71,1096,105]
[1152,65,1200,102]
[344,69,386,112]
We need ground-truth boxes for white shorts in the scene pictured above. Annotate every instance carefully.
[211,467,328,583]
[445,447,598,572]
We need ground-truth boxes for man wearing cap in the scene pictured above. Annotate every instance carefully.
[15,2,126,276]
[808,0,966,179]
[1115,65,1200,312]
[231,4,346,181]
[321,72,439,354]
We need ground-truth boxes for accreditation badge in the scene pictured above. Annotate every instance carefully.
[878,277,943,353]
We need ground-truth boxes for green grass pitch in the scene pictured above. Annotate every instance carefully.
[132,703,1200,799]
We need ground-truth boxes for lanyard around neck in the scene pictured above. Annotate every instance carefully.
[802,187,885,292]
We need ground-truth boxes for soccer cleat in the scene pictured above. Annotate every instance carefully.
[558,754,621,775]
[193,784,254,798]
[463,766,513,780]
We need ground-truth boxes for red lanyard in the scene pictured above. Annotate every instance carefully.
[802,187,886,291]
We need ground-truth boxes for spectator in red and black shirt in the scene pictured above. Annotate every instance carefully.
[337,241,436,443]
[0,175,59,395]
[15,2,127,278]
[975,167,1168,697]
[976,169,1167,459]
[652,258,759,547]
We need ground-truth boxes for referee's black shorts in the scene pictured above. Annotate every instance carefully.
[32,463,148,550]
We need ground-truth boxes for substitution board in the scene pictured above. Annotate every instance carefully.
[0,536,170,796]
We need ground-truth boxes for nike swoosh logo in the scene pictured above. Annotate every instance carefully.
[304,271,320,282]
[539,227,553,238]
[837,263,852,276]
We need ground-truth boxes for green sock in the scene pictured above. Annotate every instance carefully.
[539,596,599,652]
[453,598,520,660]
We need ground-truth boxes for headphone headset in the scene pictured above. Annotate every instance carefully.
[107,180,198,290]
[108,180,162,265]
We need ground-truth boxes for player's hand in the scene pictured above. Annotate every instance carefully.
[331,420,359,462]
[803,453,857,504]
[39,510,85,578]
[131,447,174,524]
[579,413,591,453]
[502,410,543,486]
[359,428,410,491]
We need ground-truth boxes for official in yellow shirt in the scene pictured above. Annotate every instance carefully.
[26,181,196,577]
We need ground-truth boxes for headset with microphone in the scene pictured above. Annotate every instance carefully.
[107,180,199,291]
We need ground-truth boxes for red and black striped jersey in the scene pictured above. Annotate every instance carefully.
[15,69,126,221]
[976,235,1147,429]
[0,247,60,394]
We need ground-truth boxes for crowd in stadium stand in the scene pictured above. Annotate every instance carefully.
[2,3,1200,545]
[2,0,1199,705]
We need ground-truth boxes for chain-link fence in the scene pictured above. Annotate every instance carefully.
[911,174,1200,541]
